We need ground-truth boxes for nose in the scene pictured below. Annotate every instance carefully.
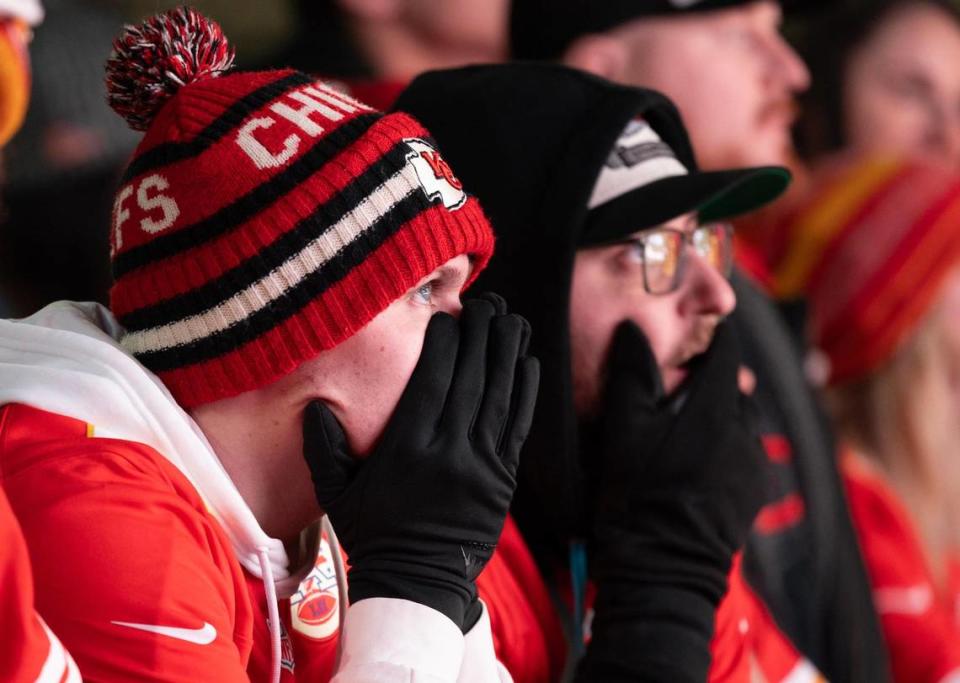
[945,126,960,167]
[925,105,960,167]
[768,33,810,94]
[445,298,465,319]
[681,250,737,317]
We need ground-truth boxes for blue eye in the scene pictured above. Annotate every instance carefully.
[625,239,645,264]
[412,281,434,305]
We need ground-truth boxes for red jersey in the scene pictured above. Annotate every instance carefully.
[0,302,509,683]
[479,516,823,682]
[842,450,960,683]
[0,485,80,683]
[0,402,502,682]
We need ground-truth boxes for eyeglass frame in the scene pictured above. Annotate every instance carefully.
[612,219,734,296]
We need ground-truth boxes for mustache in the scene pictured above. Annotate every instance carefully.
[670,318,722,367]
[758,98,799,126]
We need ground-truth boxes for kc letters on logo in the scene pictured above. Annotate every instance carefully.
[404,138,468,211]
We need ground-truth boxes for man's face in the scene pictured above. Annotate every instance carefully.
[598,1,809,168]
[569,214,736,415]
[403,0,510,61]
[301,254,473,455]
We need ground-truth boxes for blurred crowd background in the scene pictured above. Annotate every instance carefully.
[6,0,960,319]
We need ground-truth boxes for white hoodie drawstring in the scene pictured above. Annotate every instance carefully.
[257,548,282,683]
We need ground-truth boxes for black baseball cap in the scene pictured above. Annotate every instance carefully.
[580,116,789,246]
[511,0,812,60]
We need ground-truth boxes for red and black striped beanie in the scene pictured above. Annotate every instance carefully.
[104,7,494,408]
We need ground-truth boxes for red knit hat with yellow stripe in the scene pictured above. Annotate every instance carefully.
[105,7,494,408]
[772,154,960,386]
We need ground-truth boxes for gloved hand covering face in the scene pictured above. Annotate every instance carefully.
[578,320,769,682]
[302,293,539,632]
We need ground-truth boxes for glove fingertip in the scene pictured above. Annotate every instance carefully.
[517,315,532,358]
[304,400,353,471]
[478,291,508,316]
[303,400,327,448]
[499,355,539,469]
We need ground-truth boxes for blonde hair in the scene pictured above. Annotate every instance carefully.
[826,285,960,586]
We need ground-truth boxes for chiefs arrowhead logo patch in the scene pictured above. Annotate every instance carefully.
[404,138,467,212]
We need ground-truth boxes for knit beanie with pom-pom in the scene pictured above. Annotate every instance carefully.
[104,6,494,408]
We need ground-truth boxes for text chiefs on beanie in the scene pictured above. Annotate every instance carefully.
[105,7,494,409]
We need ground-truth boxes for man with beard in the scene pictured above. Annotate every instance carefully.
[506,3,890,681]
[395,63,816,682]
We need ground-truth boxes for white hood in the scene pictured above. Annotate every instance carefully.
[0,301,309,592]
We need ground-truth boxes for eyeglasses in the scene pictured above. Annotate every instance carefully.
[622,221,733,295]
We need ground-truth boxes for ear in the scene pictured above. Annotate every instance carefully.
[337,0,401,22]
[563,34,629,82]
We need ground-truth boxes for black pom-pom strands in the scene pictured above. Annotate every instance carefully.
[105,6,235,131]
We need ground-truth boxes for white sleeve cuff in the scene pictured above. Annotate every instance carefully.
[333,597,465,682]
[459,600,513,683]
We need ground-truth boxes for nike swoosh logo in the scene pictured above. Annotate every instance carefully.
[111,620,217,645]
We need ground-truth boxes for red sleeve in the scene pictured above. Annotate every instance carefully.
[709,555,754,682]
[5,439,256,682]
[476,515,566,683]
[843,455,960,683]
[710,555,824,683]
[0,487,79,682]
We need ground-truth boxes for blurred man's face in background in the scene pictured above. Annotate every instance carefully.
[401,0,510,61]
[565,1,809,169]
[844,2,960,167]
[339,0,510,77]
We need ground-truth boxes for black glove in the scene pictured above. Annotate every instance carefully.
[302,293,539,631]
[577,321,769,682]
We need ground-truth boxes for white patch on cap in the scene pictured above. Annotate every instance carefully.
[404,137,467,211]
[587,119,688,209]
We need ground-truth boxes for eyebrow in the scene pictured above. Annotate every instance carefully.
[434,262,472,285]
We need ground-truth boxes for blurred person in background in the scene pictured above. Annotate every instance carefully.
[795,0,960,168]
[0,0,40,149]
[760,0,960,308]
[267,0,509,109]
[396,62,823,683]
[0,0,137,317]
[0,1,81,680]
[508,2,891,681]
[778,154,960,683]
